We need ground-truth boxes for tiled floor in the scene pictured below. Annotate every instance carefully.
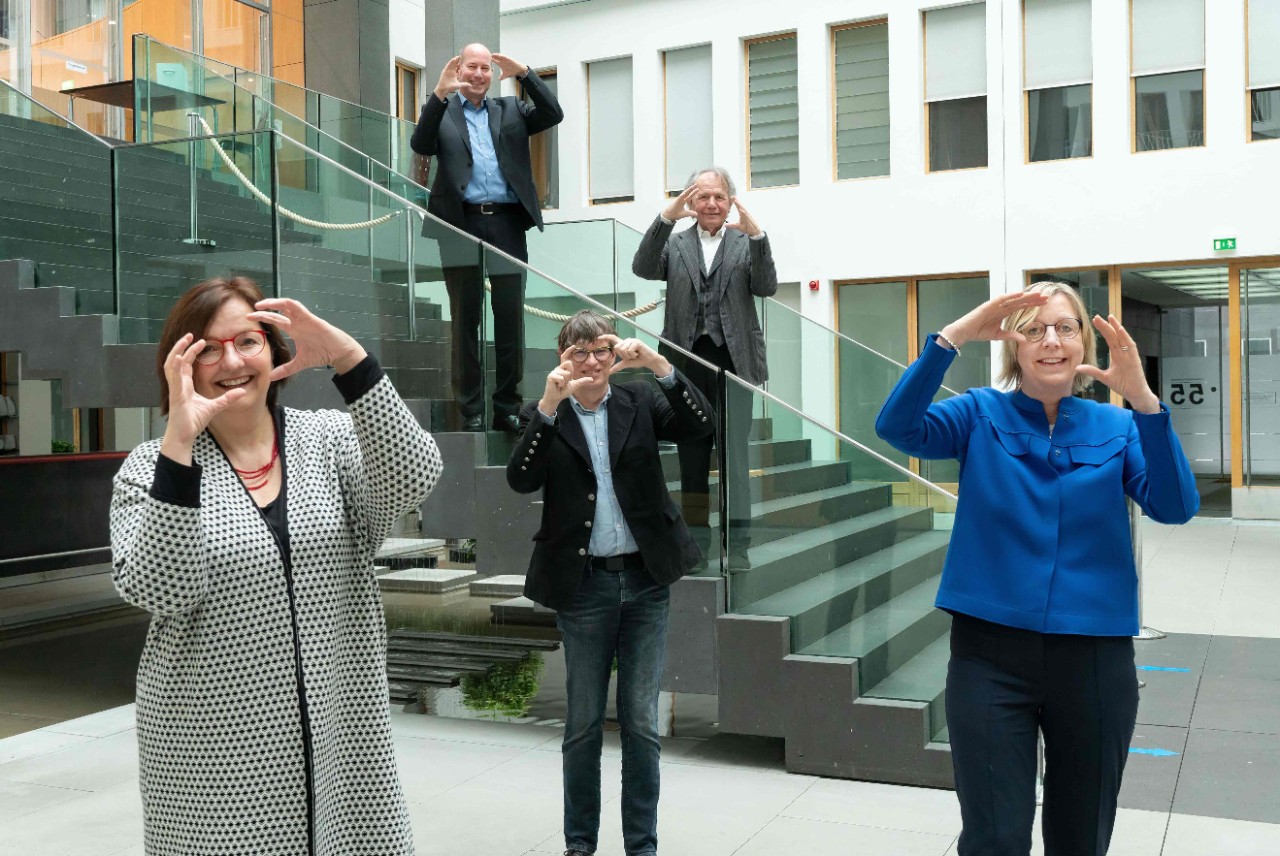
[2,517,1279,855]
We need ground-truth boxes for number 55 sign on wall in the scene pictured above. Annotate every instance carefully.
[1162,360,1224,475]
[1167,380,1211,406]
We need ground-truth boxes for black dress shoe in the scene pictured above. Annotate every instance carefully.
[462,414,484,432]
[492,413,521,434]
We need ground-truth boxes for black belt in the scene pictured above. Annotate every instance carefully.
[463,202,522,215]
[589,552,645,572]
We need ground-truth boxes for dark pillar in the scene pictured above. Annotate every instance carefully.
[303,0,392,113]
[423,0,500,86]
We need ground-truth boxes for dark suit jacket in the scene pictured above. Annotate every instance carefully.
[631,216,779,385]
[409,70,563,232]
[506,373,714,611]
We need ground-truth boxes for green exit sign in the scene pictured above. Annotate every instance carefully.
[1214,237,1238,251]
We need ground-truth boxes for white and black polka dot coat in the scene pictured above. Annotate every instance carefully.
[110,374,442,856]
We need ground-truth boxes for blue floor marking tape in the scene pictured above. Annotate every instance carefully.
[1129,747,1180,757]
[1136,665,1191,672]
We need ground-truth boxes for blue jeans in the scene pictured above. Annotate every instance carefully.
[556,566,670,856]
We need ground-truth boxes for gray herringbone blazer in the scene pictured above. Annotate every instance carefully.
[631,216,778,385]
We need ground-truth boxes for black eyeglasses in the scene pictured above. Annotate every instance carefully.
[1019,318,1083,342]
[196,330,267,365]
[570,346,614,363]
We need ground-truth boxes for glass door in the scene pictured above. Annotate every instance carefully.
[1239,267,1280,489]
[1120,265,1231,516]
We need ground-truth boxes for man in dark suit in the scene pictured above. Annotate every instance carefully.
[410,44,563,433]
[631,167,778,566]
[507,310,713,856]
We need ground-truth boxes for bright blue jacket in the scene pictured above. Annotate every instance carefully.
[875,335,1199,636]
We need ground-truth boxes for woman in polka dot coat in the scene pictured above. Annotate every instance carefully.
[110,278,442,856]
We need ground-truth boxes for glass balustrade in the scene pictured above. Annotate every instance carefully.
[0,78,113,314]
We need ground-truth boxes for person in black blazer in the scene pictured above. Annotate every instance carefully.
[507,310,713,856]
[410,44,563,433]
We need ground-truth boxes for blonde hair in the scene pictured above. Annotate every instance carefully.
[995,281,1097,395]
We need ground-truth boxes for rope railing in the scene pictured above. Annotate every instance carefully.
[191,114,402,231]
[188,115,664,322]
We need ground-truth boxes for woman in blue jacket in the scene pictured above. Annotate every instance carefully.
[876,282,1198,856]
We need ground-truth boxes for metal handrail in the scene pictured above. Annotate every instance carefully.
[135,36,423,194]
[0,77,112,146]
[606,217,963,397]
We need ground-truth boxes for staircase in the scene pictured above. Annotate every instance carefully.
[0,69,961,789]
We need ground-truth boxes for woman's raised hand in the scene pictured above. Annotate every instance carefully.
[1076,315,1161,413]
[248,299,366,380]
[159,333,247,463]
[939,291,1051,350]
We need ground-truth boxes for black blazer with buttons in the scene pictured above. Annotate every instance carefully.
[409,70,563,233]
[506,372,715,611]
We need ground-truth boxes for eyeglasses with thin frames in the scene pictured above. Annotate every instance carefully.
[195,330,267,365]
[1018,318,1083,343]
[570,346,615,364]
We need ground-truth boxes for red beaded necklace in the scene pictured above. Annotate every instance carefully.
[233,432,279,491]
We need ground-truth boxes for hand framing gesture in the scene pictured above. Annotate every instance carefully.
[605,335,672,377]
[1076,315,1161,413]
[539,346,596,413]
[661,185,698,223]
[938,291,1051,350]
[724,197,762,238]
[248,299,366,380]
[434,56,463,100]
[161,333,249,457]
[490,53,528,80]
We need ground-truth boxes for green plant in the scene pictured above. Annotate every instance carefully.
[51,440,74,453]
[460,652,545,719]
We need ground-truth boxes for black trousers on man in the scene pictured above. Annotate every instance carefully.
[666,336,753,559]
[946,611,1140,856]
[440,203,528,422]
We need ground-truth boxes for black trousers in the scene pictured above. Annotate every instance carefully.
[667,336,752,531]
[441,204,528,421]
[946,612,1140,856]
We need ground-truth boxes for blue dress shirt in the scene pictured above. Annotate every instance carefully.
[875,334,1199,636]
[460,96,519,204]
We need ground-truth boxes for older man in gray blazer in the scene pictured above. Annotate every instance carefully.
[631,167,778,567]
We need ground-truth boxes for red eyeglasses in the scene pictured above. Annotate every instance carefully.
[195,330,267,365]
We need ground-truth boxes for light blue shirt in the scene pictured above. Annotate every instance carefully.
[539,372,678,557]
[459,96,518,204]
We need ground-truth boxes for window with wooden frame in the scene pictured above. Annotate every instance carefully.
[835,273,990,484]
[663,45,713,196]
[587,57,635,204]
[520,68,559,208]
[1248,0,1280,141]
[395,61,419,122]
[745,33,799,189]
[1023,0,1093,162]
[1131,0,1205,152]
[832,19,890,180]
[923,3,988,172]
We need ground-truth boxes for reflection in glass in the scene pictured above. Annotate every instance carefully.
[1028,84,1091,162]
[1240,269,1280,486]
[1252,87,1280,141]
[917,276,988,484]
[837,281,909,476]
[522,72,558,209]
[1135,70,1204,151]
[928,96,987,170]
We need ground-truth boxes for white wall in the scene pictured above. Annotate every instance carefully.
[389,0,427,108]
[496,0,1280,304]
